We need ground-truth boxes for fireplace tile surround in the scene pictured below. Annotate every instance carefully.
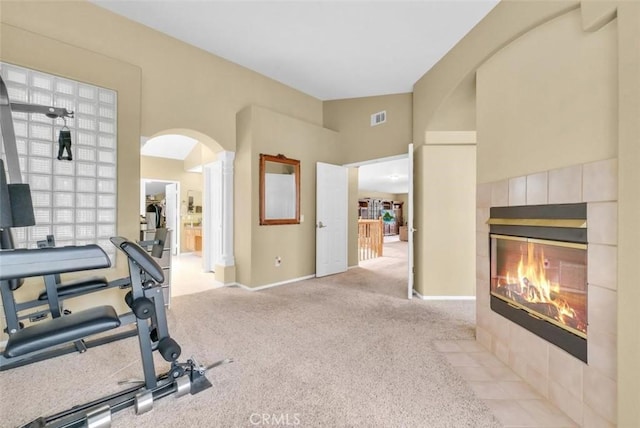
[476,158,617,426]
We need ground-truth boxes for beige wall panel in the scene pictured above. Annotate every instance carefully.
[0,25,142,333]
[427,74,476,131]
[616,2,640,426]
[0,1,322,151]
[234,108,254,286]
[324,93,412,164]
[476,9,617,184]
[413,1,579,145]
[237,106,341,288]
[415,145,476,296]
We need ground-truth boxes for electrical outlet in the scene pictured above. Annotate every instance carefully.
[275,256,282,267]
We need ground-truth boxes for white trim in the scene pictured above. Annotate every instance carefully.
[348,265,359,270]
[235,274,315,292]
[343,151,408,168]
[415,293,476,301]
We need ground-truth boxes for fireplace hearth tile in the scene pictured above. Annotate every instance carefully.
[588,284,617,335]
[485,365,521,381]
[469,351,507,368]
[583,365,617,424]
[476,232,490,257]
[509,176,526,206]
[522,366,549,398]
[499,380,541,399]
[583,158,617,203]
[469,381,514,399]
[588,245,617,290]
[526,171,548,205]
[549,346,584,399]
[549,164,582,204]
[549,379,584,426]
[491,179,509,206]
[517,398,580,427]
[476,327,492,349]
[582,402,616,428]
[587,202,617,245]
[477,182,492,208]
[587,324,617,381]
[476,255,490,282]
[481,399,541,427]
[455,365,494,381]
[476,208,490,233]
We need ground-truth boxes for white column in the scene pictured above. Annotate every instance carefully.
[218,151,235,267]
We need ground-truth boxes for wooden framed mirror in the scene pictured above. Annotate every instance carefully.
[259,153,300,225]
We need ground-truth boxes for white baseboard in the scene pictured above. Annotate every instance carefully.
[414,292,476,301]
[236,274,315,292]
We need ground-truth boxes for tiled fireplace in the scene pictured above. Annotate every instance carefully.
[476,159,617,426]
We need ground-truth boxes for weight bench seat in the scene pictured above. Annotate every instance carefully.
[37,276,108,301]
[3,306,120,358]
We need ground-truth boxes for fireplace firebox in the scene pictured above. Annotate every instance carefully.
[489,203,588,362]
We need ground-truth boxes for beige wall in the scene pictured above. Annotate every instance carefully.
[614,2,640,426]
[0,26,143,334]
[476,9,617,184]
[413,143,476,297]
[323,93,413,164]
[235,106,343,288]
[413,1,579,145]
[0,1,322,152]
[427,74,476,131]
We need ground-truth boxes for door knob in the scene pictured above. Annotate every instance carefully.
[317,221,327,228]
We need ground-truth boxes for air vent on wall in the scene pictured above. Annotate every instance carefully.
[370,110,386,126]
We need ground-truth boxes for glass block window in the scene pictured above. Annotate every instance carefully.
[0,63,117,262]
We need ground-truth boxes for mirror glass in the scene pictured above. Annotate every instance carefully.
[259,154,300,225]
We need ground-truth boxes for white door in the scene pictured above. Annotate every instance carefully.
[316,162,348,277]
[165,183,179,255]
[407,144,415,299]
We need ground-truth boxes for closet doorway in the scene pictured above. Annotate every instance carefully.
[140,179,181,255]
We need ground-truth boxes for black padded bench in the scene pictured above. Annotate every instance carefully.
[37,275,108,300]
[3,305,120,358]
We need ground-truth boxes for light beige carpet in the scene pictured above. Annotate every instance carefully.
[1,242,500,427]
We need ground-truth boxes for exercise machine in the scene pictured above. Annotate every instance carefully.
[0,228,170,371]
[1,236,227,428]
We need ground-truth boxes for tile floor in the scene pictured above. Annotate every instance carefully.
[170,253,221,298]
[434,339,579,428]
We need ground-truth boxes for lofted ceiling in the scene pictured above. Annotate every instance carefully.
[97,1,498,193]
[92,0,498,101]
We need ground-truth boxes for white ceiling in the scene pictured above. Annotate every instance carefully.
[92,0,498,100]
[99,1,497,193]
[141,134,199,160]
[353,156,409,194]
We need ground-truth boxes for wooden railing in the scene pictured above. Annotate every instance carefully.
[358,218,383,261]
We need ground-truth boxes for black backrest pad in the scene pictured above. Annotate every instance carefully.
[110,237,164,283]
[0,245,111,281]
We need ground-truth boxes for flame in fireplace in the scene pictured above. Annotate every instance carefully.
[505,242,578,326]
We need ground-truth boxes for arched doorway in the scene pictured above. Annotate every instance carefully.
[140,129,233,297]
